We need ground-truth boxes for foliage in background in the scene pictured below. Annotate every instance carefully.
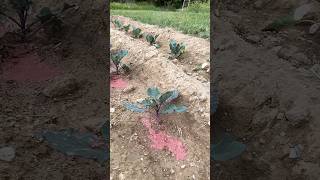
[111,1,209,38]
[111,10,209,38]
[186,1,210,13]
[0,0,76,40]
[262,15,296,32]
[111,2,168,11]
[123,87,187,123]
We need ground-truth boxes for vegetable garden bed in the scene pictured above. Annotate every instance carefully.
[110,18,210,179]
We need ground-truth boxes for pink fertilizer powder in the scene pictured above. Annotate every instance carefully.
[1,52,61,82]
[140,117,187,160]
[110,75,128,89]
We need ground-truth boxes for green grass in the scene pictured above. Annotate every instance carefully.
[111,2,209,38]
[185,1,210,13]
[111,2,173,11]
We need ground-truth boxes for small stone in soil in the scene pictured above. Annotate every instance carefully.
[289,145,302,159]
[118,173,125,180]
[122,85,135,93]
[42,75,79,98]
[0,147,15,162]
[201,62,209,69]
[136,98,144,103]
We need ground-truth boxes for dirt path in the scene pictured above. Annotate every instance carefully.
[110,18,210,179]
[213,2,320,179]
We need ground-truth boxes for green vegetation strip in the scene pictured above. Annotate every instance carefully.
[111,10,209,38]
[111,2,172,11]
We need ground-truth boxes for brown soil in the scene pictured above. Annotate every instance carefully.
[111,16,210,82]
[0,0,108,179]
[213,0,320,179]
[110,16,210,180]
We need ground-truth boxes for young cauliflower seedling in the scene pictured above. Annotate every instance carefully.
[169,39,186,58]
[146,33,160,48]
[132,26,143,38]
[123,87,187,123]
[111,49,130,75]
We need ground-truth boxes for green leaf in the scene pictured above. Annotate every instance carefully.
[141,99,151,106]
[159,91,173,103]
[121,63,130,73]
[262,16,295,31]
[212,131,246,161]
[111,50,128,65]
[161,104,175,114]
[123,24,130,32]
[37,7,54,23]
[154,34,159,40]
[169,40,177,52]
[132,27,142,38]
[113,19,123,29]
[146,34,154,45]
[146,34,159,45]
[147,87,160,98]
[123,101,145,113]
[35,129,108,164]
[101,122,109,141]
[174,105,187,112]
[166,90,179,102]
[169,39,186,57]
[161,104,187,114]
[9,0,32,11]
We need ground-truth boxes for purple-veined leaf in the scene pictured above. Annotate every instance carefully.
[161,104,187,114]
[123,101,145,112]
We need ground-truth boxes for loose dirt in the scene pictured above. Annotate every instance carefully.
[0,0,108,179]
[111,16,210,82]
[110,16,210,180]
[213,0,320,179]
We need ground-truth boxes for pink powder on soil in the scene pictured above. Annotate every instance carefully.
[110,75,128,89]
[1,52,61,82]
[140,117,187,160]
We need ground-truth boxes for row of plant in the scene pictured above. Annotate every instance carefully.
[112,19,186,59]
[110,50,187,125]
[110,31,188,125]
[110,19,245,162]
[110,47,243,161]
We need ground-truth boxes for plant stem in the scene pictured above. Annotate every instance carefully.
[26,17,56,39]
[115,65,119,75]
[26,18,41,31]
[0,12,22,29]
